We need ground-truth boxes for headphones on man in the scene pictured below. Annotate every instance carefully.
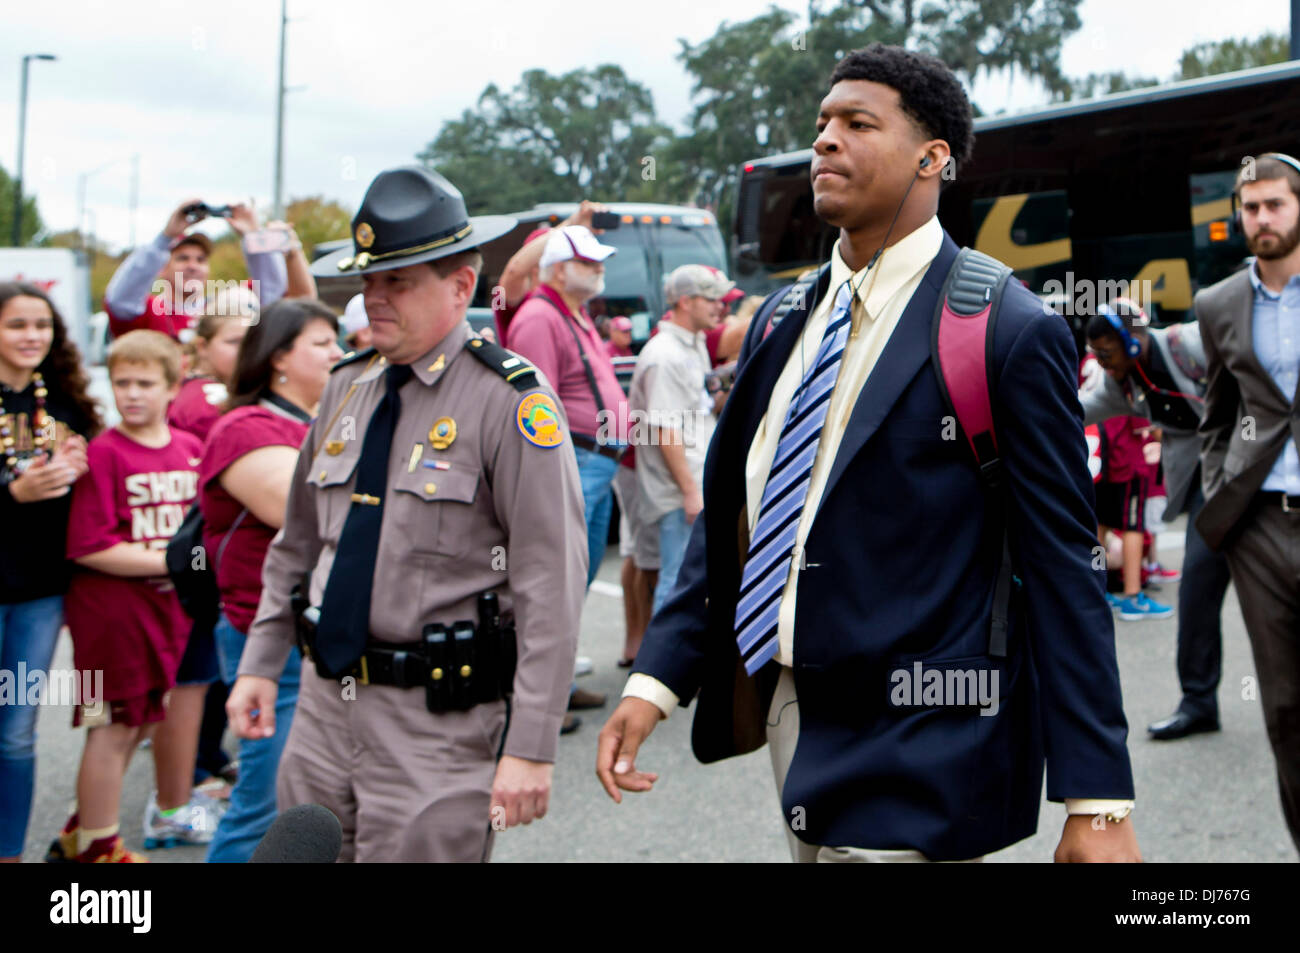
[1097,301,1144,359]
[1230,151,1300,234]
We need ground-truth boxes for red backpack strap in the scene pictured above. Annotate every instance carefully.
[931,247,1015,656]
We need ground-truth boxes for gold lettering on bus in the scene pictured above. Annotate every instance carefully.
[973,194,1072,271]
[1131,258,1192,311]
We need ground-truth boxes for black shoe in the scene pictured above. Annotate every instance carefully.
[1147,710,1220,741]
[560,712,582,735]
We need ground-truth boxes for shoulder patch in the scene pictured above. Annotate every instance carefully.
[516,393,565,449]
[465,337,539,392]
[331,347,377,373]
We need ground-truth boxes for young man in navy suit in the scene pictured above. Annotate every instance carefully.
[595,44,1140,862]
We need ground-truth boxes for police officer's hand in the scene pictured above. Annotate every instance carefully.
[227,675,279,740]
[490,755,553,828]
[596,698,662,802]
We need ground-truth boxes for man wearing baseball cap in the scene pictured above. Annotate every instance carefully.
[493,202,612,346]
[629,264,729,613]
[103,199,288,341]
[508,225,629,713]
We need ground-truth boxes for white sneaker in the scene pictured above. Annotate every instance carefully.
[142,793,221,848]
[574,655,594,677]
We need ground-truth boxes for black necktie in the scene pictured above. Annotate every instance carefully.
[315,363,413,675]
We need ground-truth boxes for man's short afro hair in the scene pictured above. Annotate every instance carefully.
[828,43,975,172]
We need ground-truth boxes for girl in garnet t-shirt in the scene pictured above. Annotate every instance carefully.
[168,309,251,443]
[65,426,202,718]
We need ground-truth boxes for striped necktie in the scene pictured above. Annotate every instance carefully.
[735,280,854,674]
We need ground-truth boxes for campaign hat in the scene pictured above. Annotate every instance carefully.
[312,166,516,277]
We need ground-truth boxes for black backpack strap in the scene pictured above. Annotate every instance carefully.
[768,263,830,333]
[738,263,832,370]
[465,336,541,393]
[930,247,1017,657]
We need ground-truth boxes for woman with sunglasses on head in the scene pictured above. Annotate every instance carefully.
[0,281,102,862]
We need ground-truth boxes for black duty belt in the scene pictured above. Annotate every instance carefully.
[291,587,515,712]
[570,431,623,462]
[1255,491,1300,513]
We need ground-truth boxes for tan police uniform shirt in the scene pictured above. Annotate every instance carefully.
[239,318,589,764]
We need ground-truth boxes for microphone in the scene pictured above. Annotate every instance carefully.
[249,804,343,863]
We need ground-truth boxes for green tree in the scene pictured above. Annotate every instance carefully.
[1064,71,1160,100]
[284,195,353,258]
[418,65,680,214]
[0,163,47,246]
[1064,30,1288,101]
[1177,32,1288,79]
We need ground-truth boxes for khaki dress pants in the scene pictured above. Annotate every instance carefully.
[277,663,507,862]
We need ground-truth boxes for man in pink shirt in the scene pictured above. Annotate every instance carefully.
[509,226,628,590]
[501,225,629,716]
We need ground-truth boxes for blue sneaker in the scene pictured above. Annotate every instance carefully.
[1104,592,1123,612]
[1115,592,1174,621]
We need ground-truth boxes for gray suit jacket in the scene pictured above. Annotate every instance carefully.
[1079,322,1207,515]
[1195,268,1300,550]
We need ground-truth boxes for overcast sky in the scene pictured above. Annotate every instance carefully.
[0,0,1288,252]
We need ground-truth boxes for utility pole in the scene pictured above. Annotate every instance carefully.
[129,154,139,248]
[273,0,288,219]
[11,53,57,246]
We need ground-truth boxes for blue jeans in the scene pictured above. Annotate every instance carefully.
[653,509,693,615]
[206,612,301,863]
[0,595,64,857]
[573,446,618,588]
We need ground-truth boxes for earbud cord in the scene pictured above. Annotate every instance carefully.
[1133,358,1205,404]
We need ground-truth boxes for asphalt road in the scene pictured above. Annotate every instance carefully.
[21,515,1297,862]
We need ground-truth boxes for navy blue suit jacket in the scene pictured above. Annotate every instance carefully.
[633,233,1134,859]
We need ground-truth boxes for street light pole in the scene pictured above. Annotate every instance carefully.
[11,53,57,247]
[273,0,287,220]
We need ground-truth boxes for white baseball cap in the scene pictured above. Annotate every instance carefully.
[538,225,617,270]
[340,294,370,335]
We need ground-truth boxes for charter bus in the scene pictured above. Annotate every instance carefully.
[315,201,727,347]
[730,60,1300,353]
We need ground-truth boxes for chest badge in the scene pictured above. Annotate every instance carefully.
[516,393,564,449]
[325,440,346,456]
[429,417,457,450]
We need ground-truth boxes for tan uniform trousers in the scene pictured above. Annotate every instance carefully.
[277,662,507,863]
[766,666,984,864]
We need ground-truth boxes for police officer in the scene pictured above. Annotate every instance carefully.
[226,167,588,862]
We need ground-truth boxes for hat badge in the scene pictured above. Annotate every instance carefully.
[355,222,375,249]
